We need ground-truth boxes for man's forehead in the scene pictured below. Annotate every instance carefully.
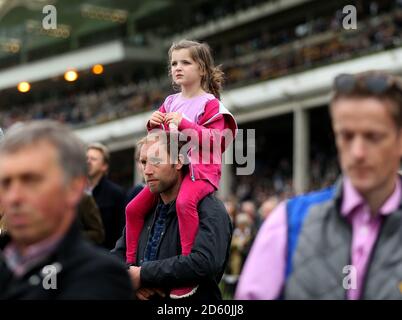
[87,148,103,157]
[0,140,58,157]
[333,98,396,119]
[140,141,167,158]
[0,143,59,173]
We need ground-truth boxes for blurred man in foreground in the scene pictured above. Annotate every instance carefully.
[0,120,132,299]
[236,71,402,300]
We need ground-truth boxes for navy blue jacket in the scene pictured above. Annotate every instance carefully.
[0,221,133,299]
[92,176,126,249]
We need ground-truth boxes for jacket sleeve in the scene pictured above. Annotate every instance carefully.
[178,99,226,147]
[59,254,134,299]
[235,201,288,300]
[110,226,127,262]
[140,197,232,288]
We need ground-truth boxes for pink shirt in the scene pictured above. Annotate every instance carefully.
[235,177,401,300]
[163,92,216,124]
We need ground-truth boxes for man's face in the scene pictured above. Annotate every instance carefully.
[87,148,107,179]
[331,97,402,196]
[139,141,181,194]
[0,142,83,246]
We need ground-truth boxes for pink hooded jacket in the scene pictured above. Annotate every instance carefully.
[147,97,237,189]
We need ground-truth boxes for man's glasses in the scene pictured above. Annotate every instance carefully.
[333,72,402,95]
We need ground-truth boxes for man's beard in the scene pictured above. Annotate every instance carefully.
[152,176,177,194]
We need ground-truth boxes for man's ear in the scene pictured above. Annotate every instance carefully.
[102,163,109,174]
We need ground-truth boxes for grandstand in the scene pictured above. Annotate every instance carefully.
[0,0,401,198]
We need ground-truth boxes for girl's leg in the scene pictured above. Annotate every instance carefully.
[176,175,215,255]
[170,175,215,299]
[125,186,158,263]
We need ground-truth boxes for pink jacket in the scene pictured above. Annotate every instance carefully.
[147,98,237,189]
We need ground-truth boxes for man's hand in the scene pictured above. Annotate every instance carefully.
[149,111,165,128]
[136,287,166,300]
[165,112,183,128]
[128,266,142,290]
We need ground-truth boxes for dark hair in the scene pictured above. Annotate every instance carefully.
[168,39,224,99]
[331,70,402,128]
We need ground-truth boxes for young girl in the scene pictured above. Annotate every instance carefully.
[125,39,237,299]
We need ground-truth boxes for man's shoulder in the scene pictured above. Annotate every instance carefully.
[101,177,125,196]
[55,223,126,271]
[285,186,337,236]
[58,241,132,298]
[60,236,129,278]
[287,186,336,212]
[198,194,228,217]
[82,243,126,269]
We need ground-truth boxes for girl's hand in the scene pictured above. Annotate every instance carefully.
[165,112,183,128]
[149,111,165,128]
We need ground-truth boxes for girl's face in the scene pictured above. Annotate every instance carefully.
[170,48,203,88]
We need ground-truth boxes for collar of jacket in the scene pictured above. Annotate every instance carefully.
[0,218,84,262]
[332,174,402,212]
[155,198,176,217]
[92,175,107,194]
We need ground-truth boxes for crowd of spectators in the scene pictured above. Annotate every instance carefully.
[0,80,168,129]
[1,1,402,130]
[148,0,275,37]
[224,4,402,87]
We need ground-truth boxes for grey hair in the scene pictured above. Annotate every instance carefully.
[0,120,87,181]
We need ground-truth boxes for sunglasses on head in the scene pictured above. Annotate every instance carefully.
[333,73,402,95]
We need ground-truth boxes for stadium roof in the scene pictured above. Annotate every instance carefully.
[0,0,181,66]
[0,0,314,67]
[0,0,186,89]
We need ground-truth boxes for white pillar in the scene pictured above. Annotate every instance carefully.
[293,108,310,194]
